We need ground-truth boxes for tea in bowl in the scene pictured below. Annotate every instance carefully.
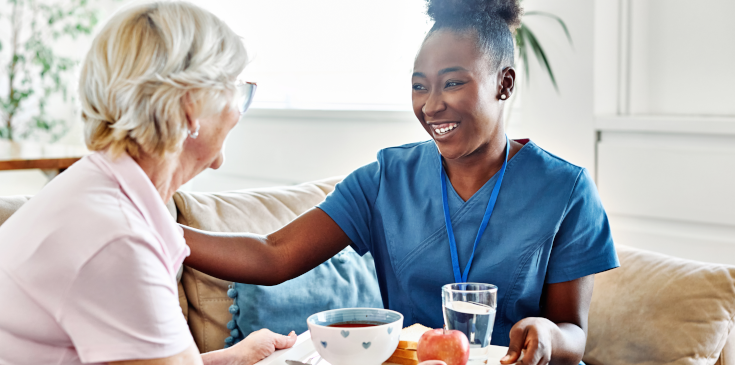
[307,308,403,365]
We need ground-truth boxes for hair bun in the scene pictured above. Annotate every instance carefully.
[426,0,522,31]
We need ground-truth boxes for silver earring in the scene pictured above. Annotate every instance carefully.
[500,94,507,100]
[188,124,200,139]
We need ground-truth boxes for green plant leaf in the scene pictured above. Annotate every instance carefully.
[524,25,558,91]
[524,11,573,46]
[513,10,574,93]
[515,27,531,86]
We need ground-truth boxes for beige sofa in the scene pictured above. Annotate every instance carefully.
[1,177,734,365]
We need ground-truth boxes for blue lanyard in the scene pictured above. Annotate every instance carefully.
[440,137,510,283]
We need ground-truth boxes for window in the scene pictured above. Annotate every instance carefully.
[188,0,432,111]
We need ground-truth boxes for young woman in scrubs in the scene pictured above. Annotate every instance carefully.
[183,0,619,364]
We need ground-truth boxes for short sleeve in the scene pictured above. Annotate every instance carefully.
[60,236,193,363]
[546,169,620,284]
[317,157,382,255]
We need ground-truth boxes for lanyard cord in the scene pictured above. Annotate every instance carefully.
[440,136,510,283]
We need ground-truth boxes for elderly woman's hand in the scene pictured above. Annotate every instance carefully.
[228,329,297,365]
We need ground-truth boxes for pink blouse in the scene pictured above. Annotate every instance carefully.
[0,152,193,364]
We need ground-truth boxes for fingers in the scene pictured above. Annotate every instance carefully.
[518,340,539,365]
[500,324,525,364]
[501,352,518,365]
[273,330,298,349]
[502,320,553,365]
[417,361,447,365]
[518,339,551,365]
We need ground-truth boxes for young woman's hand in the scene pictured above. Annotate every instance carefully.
[500,317,558,365]
[227,329,297,365]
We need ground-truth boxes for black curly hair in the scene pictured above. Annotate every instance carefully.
[425,0,523,71]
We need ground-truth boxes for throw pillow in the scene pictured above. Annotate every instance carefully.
[584,245,735,365]
[224,247,383,346]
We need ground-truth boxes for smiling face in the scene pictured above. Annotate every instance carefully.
[412,29,507,161]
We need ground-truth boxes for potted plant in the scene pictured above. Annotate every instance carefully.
[515,9,573,92]
[0,0,98,142]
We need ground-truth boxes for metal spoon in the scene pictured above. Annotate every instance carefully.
[285,353,321,365]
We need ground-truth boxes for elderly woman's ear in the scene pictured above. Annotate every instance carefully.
[182,93,201,139]
[178,89,242,174]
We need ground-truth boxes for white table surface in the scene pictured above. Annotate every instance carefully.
[256,331,508,365]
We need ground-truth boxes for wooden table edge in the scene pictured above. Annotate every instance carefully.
[0,157,83,171]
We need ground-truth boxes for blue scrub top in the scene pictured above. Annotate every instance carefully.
[317,139,619,346]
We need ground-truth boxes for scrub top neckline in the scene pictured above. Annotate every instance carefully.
[443,138,533,204]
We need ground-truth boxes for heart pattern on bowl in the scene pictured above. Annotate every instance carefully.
[307,308,404,365]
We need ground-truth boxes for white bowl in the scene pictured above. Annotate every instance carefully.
[306,308,403,365]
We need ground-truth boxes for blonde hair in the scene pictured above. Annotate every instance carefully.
[79,1,247,158]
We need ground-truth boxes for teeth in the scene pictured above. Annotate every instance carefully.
[434,123,458,135]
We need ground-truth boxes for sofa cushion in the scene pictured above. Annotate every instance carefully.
[174,177,346,353]
[0,195,31,226]
[584,245,735,365]
[715,329,735,365]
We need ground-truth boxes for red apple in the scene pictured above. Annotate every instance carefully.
[416,328,470,365]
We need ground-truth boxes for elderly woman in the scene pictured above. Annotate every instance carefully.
[0,2,295,364]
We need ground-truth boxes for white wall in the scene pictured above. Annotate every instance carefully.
[0,0,434,195]
[628,0,735,116]
[189,0,590,192]
[593,0,735,265]
[596,128,735,264]
[0,170,48,196]
[189,109,429,191]
[502,0,735,265]
[517,0,597,172]
[0,0,608,199]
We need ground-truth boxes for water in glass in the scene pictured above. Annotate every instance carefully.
[442,283,497,365]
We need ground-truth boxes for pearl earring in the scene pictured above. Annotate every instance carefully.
[500,94,507,100]
[188,124,200,139]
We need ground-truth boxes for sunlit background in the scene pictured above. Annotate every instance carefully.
[1,0,734,265]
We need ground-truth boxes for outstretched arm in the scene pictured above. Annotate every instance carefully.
[182,208,352,285]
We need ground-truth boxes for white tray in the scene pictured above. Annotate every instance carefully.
[254,331,509,365]
[255,331,322,365]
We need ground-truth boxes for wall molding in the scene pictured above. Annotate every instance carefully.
[596,115,735,136]
[244,108,416,123]
[608,213,735,266]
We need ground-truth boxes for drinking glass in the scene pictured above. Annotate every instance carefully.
[442,283,498,365]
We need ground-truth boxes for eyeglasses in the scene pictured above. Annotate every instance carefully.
[236,81,257,115]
